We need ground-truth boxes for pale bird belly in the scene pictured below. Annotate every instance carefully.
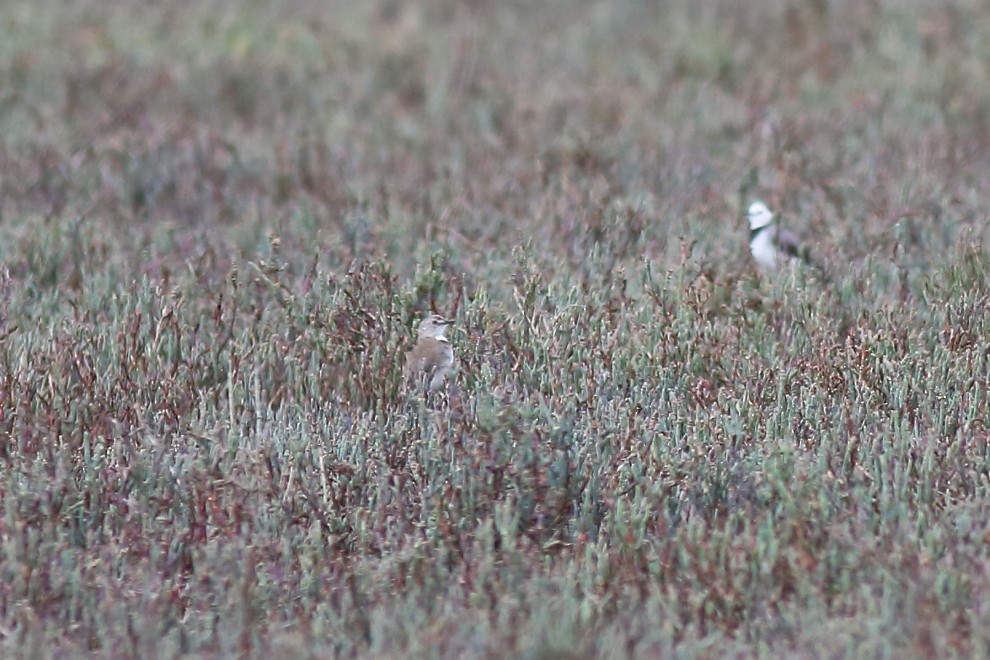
[429,347,454,390]
[438,346,454,369]
[750,232,778,270]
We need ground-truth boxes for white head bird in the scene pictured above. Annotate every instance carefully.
[747,200,818,275]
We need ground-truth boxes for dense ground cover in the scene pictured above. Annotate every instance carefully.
[1,0,990,656]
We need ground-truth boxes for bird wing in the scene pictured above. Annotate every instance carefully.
[774,228,808,261]
[406,338,454,387]
[775,227,830,282]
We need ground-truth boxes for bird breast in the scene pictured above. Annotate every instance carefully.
[750,227,779,270]
[407,338,454,372]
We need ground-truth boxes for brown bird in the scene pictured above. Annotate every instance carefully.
[404,314,455,391]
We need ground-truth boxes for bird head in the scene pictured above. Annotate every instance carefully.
[417,314,452,340]
[747,200,775,230]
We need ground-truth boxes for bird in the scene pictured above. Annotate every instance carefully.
[747,200,825,278]
[404,313,455,391]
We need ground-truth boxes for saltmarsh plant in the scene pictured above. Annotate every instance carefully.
[1,0,990,657]
[3,227,990,657]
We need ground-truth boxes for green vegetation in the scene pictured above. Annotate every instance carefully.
[1,0,990,656]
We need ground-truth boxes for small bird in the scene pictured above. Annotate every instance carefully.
[747,200,823,277]
[404,313,455,391]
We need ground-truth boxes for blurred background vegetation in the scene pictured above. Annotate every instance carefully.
[1,0,990,656]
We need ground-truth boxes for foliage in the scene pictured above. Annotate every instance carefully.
[1,0,990,656]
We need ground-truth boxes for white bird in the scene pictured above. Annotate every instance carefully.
[747,201,823,277]
[404,314,455,391]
